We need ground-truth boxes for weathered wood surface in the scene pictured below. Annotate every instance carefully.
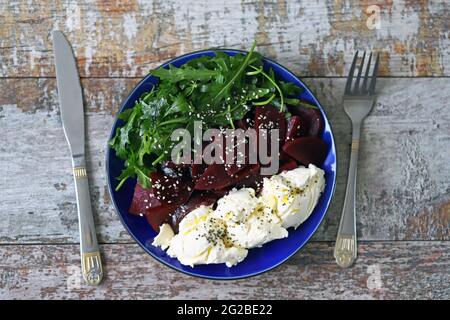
[1,78,449,243]
[0,242,448,299]
[0,0,449,77]
[1,0,449,300]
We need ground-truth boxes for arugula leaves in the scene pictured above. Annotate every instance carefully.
[109,41,306,190]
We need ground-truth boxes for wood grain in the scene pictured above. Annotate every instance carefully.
[1,0,448,300]
[0,0,449,77]
[0,242,448,299]
[1,78,449,243]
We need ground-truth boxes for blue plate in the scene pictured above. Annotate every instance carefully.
[106,49,337,280]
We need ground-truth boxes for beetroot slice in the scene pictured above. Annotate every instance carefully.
[130,171,194,232]
[286,115,308,141]
[235,119,250,130]
[279,159,298,173]
[190,140,211,180]
[149,171,193,205]
[204,130,248,178]
[146,204,178,232]
[279,149,292,161]
[225,162,248,177]
[255,104,287,143]
[288,103,323,136]
[254,105,287,166]
[282,136,328,166]
[224,134,250,177]
[129,183,162,215]
[159,160,191,180]
[213,188,232,197]
[191,163,207,180]
[194,163,235,190]
[234,164,265,192]
[168,191,219,233]
[230,163,260,184]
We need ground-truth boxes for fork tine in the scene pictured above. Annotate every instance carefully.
[361,52,372,94]
[368,53,380,94]
[345,51,359,94]
[353,51,366,93]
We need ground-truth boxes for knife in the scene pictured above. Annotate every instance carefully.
[52,31,103,285]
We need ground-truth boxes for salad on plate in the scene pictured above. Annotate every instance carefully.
[109,42,328,268]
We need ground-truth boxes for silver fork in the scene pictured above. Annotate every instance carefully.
[334,51,380,268]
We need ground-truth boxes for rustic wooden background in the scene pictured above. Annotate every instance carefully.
[0,0,449,299]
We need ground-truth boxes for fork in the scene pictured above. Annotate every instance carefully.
[334,51,380,268]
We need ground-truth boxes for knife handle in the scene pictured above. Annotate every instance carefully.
[72,155,103,285]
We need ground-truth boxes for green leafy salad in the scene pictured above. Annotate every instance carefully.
[109,41,305,190]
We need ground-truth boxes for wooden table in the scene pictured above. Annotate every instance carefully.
[1,0,449,300]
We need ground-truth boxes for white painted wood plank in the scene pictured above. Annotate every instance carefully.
[0,242,448,299]
[0,0,448,77]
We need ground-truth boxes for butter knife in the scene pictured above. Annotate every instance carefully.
[52,30,103,285]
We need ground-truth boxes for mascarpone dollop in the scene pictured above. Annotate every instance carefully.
[166,205,248,267]
[261,164,325,229]
[152,223,174,250]
[212,188,287,248]
[152,164,325,267]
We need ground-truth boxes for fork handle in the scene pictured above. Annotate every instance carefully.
[334,125,360,268]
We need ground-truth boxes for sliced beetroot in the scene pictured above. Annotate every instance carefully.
[159,160,191,180]
[255,105,287,141]
[146,204,178,232]
[279,149,292,162]
[235,119,249,130]
[225,162,248,178]
[191,163,207,180]
[224,134,250,177]
[288,103,323,136]
[130,171,194,232]
[213,188,232,197]
[234,164,265,192]
[190,139,211,180]
[255,105,287,163]
[286,115,308,141]
[150,171,193,205]
[194,163,235,190]
[282,136,328,166]
[168,190,219,233]
[279,159,298,173]
[231,163,260,183]
[129,183,162,215]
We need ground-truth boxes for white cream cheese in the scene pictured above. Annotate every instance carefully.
[153,164,325,267]
[166,206,248,267]
[213,188,288,248]
[262,164,325,229]
[213,188,259,223]
[152,223,174,250]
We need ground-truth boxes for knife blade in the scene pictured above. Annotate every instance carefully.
[53,30,103,285]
